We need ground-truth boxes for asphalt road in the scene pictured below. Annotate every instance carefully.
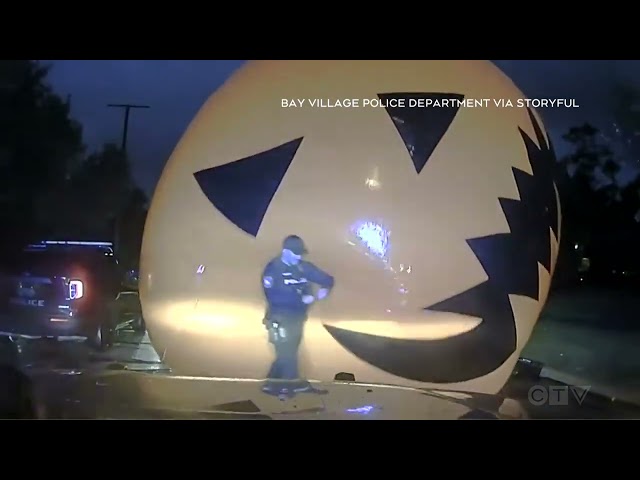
[523,286,640,406]
[4,329,167,374]
[1,285,639,419]
[503,363,640,419]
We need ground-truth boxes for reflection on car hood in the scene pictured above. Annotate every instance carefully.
[30,369,527,420]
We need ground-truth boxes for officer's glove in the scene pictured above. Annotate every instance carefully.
[301,295,315,305]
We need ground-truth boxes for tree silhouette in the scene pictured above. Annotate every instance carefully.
[0,61,148,267]
[556,122,640,286]
[117,186,148,270]
[609,82,640,168]
[0,60,84,253]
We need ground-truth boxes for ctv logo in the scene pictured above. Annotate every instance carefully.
[528,385,591,406]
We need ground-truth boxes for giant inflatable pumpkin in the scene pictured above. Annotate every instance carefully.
[139,60,560,394]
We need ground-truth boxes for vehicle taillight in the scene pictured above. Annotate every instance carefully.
[69,279,84,300]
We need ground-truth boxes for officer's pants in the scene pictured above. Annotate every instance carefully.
[266,318,305,380]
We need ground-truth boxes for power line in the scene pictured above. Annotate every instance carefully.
[107,103,150,153]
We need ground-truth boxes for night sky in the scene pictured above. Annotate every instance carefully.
[47,60,640,195]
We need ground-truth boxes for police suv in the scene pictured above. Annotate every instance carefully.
[0,240,143,350]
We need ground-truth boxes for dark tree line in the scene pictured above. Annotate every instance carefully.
[0,60,146,269]
[556,114,640,285]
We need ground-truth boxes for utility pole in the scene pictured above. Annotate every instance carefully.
[107,103,150,153]
[106,103,149,259]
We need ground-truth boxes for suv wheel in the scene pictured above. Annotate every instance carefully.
[132,315,146,333]
[90,322,113,351]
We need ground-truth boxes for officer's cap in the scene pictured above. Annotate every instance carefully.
[282,235,308,255]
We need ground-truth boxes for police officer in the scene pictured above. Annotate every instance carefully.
[261,235,334,396]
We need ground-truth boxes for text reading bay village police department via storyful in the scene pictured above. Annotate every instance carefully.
[281,98,580,108]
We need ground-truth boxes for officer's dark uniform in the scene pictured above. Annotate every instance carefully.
[262,236,334,392]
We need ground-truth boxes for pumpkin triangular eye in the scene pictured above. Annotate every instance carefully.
[378,93,464,174]
[194,137,303,237]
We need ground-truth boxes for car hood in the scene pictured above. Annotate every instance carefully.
[29,368,527,419]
